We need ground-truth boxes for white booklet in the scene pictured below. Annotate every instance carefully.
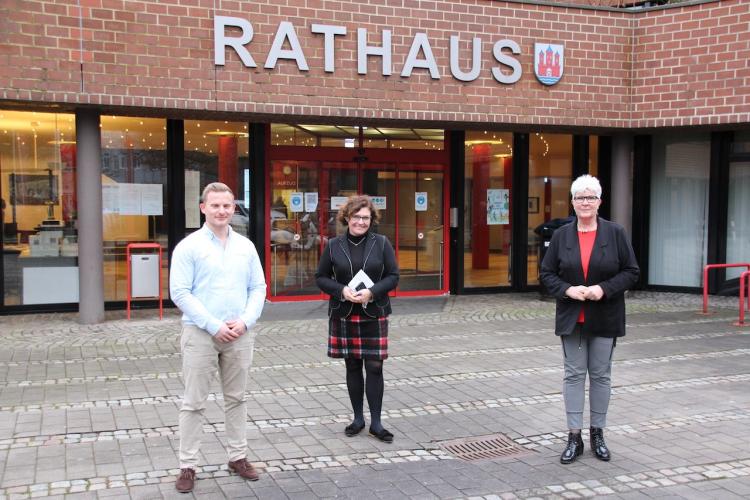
[348,269,374,291]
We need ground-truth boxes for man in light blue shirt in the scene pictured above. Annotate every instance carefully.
[169,182,266,493]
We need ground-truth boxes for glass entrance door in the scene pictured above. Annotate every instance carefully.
[396,167,445,292]
[268,161,357,296]
[268,161,448,300]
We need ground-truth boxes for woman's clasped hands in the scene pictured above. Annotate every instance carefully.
[343,286,373,304]
[565,284,604,301]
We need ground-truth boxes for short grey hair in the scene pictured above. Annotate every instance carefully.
[570,175,602,199]
[201,182,234,202]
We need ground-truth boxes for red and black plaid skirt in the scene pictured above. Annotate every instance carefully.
[328,315,389,360]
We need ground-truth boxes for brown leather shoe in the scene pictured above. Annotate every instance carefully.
[175,468,196,492]
[228,458,259,481]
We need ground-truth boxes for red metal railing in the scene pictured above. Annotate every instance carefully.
[701,263,750,315]
[735,271,750,327]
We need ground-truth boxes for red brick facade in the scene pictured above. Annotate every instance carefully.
[0,0,747,129]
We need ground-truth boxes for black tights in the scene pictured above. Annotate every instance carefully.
[345,358,385,432]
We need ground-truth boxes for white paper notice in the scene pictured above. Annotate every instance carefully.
[304,192,318,212]
[330,196,348,210]
[119,184,141,215]
[140,184,163,216]
[102,184,119,214]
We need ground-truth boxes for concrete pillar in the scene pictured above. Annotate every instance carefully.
[76,109,105,324]
[610,134,633,237]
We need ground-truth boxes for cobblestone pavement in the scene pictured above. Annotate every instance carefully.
[1,291,749,499]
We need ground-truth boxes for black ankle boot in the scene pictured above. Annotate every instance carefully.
[590,427,611,461]
[560,432,584,464]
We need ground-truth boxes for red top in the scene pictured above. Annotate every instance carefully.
[577,230,597,323]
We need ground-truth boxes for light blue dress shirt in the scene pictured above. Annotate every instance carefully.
[169,224,266,335]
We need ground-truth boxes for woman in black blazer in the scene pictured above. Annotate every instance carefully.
[315,195,399,442]
[540,175,639,464]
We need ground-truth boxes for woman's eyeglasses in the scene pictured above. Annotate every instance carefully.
[572,196,599,203]
[350,215,371,222]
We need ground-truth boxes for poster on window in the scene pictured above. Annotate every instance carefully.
[487,188,509,225]
[119,184,141,215]
[102,184,119,214]
[140,184,163,216]
[289,192,304,213]
[415,192,428,211]
[304,192,318,212]
[371,196,387,210]
[330,196,348,210]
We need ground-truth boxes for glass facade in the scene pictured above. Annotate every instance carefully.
[528,133,572,285]
[0,111,78,305]
[727,131,750,280]
[184,120,251,237]
[0,108,743,310]
[648,133,710,287]
[100,116,168,302]
[267,158,446,298]
[270,124,444,150]
[589,136,599,177]
[463,131,513,288]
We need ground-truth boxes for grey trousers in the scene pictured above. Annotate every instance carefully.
[561,327,615,430]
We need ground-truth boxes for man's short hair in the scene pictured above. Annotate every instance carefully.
[201,182,234,203]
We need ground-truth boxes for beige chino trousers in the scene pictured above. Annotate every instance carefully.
[179,324,255,469]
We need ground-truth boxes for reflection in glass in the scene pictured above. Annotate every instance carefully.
[269,161,357,297]
[726,160,750,280]
[0,110,77,305]
[529,133,572,285]
[184,120,250,236]
[463,131,513,288]
[589,136,599,177]
[727,131,750,280]
[100,116,167,301]
[648,133,710,286]
[270,124,444,150]
[397,168,444,291]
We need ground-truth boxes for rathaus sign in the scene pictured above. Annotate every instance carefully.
[214,16,565,86]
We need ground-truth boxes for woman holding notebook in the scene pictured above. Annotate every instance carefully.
[315,194,399,443]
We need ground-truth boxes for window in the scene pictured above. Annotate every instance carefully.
[463,131,513,288]
[0,110,78,305]
[100,116,167,301]
[648,133,710,287]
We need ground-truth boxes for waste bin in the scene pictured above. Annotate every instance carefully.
[534,216,575,296]
[131,254,160,298]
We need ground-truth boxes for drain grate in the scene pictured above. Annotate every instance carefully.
[436,433,532,462]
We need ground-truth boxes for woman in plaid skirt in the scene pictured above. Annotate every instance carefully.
[315,195,399,443]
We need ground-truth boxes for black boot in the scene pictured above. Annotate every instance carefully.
[560,431,584,464]
[590,427,611,461]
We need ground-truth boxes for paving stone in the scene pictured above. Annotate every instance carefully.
[0,293,748,498]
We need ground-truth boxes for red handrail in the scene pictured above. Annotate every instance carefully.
[734,271,750,327]
[702,263,750,315]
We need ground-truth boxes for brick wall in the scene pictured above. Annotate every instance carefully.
[0,0,745,129]
[632,0,750,127]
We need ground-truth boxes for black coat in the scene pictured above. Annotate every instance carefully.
[315,232,399,318]
[540,217,639,338]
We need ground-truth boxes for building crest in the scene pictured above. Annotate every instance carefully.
[534,43,564,86]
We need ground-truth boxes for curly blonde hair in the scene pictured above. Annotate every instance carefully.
[336,195,380,226]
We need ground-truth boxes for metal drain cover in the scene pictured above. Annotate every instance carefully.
[437,433,532,462]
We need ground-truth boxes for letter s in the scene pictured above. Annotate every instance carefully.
[492,39,521,84]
